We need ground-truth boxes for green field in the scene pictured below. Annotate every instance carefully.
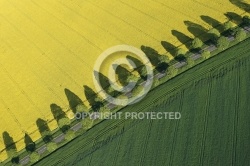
[33,38,250,166]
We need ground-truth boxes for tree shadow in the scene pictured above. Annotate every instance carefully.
[126,55,147,80]
[84,85,103,111]
[64,88,83,114]
[50,104,66,122]
[2,132,19,163]
[161,41,177,56]
[229,0,250,13]
[140,45,161,66]
[114,64,131,86]
[93,71,111,89]
[172,30,192,49]
[93,71,120,97]
[200,15,224,32]
[36,118,52,143]
[184,21,208,42]
[2,132,16,151]
[225,12,242,24]
[24,133,35,153]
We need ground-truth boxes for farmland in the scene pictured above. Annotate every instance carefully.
[0,0,249,162]
[34,37,250,166]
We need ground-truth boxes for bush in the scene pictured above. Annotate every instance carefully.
[64,130,75,141]
[131,85,144,96]
[224,21,233,31]
[208,29,220,42]
[99,106,111,119]
[159,55,169,63]
[76,104,88,113]
[82,117,94,130]
[46,142,57,152]
[7,149,18,159]
[58,118,71,128]
[117,94,129,106]
[175,48,186,57]
[217,36,230,50]
[126,73,139,83]
[153,78,160,87]
[29,152,40,163]
[191,38,203,49]
[167,66,178,77]
[187,57,195,67]
[235,28,246,42]
[201,50,211,59]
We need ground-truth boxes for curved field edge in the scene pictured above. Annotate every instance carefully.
[31,38,250,166]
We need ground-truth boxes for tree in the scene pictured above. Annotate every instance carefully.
[64,130,75,141]
[168,66,178,77]
[175,48,186,57]
[82,117,94,130]
[191,38,203,49]
[208,29,220,40]
[217,36,229,50]
[46,142,57,152]
[201,50,211,59]
[153,78,160,87]
[140,65,148,78]
[76,104,88,113]
[7,149,18,159]
[159,55,169,63]
[117,94,129,106]
[99,106,111,119]
[132,85,144,96]
[235,28,246,42]
[41,130,52,143]
[58,118,71,128]
[126,73,139,83]
[187,57,195,67]
[243,16,250,25]
[29,152,40,163]
[224,21,234,32]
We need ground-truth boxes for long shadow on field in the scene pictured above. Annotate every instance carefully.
[200,15,224,32]
[64,88,84,114]
[2,132,19,163]
[113,64,131,86]
[24,133,35,153]
[93,71,119,97]
[84,85,103,111]
[229,0,250,13]
[36,118,52,143]
[161,41,177,57]
[225,12,243,24]
[126,55,147,80]
[141,45,161,66]
[50,104,66,122]
[184,21,208,42]
[171,30,192,49]
[93,71,111,90]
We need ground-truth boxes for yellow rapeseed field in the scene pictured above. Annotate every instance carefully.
[0,0,248,160]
